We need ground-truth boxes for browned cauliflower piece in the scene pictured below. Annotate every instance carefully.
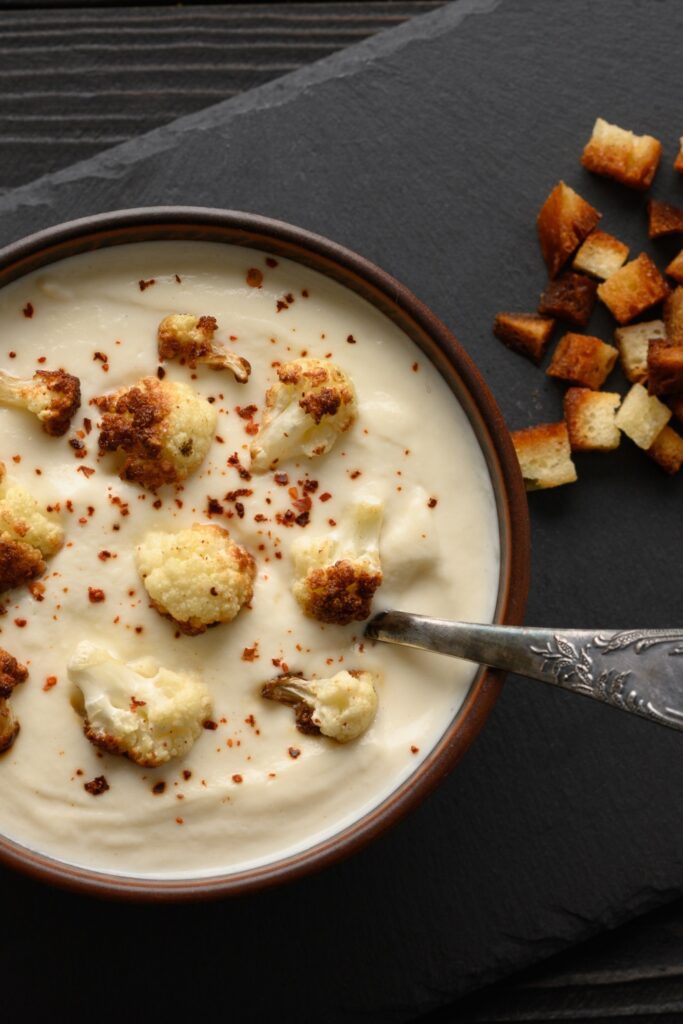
[261,669,379,742]
[136,523,256,635]
[0,461,64,595]
[0,646,28,754]
[0,368,81,436]
[291,498,383,625]
[250,358,357,471]
[95,376,217,490]
[158,314,251,383]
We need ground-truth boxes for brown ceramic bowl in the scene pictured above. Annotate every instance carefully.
[0,208,530,900]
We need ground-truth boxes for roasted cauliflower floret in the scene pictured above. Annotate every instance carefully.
[136,523,256,635]
[0,368,81,437]
[250,358,357,472]
[0,646,28,754]
[68,641,212,767]
[95,376,217,489]
[291,498,383,625]
[262,669,378,743]
[0,462,64,594]
[158,313,251,383]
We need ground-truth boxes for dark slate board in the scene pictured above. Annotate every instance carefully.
[1,1,683,1020]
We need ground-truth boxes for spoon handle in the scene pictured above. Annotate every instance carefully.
[365,611,683,733]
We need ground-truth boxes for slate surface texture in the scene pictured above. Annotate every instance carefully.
[1,1,682,1021]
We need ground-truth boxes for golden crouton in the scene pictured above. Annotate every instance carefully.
[614,320,666,384]
[546,332,617,390]
[664,286,683,345]
[614,383,671,449]
[563,388,621,451]
[597,254,670,324]
[511,422,577,491]
[538,272,597,328]
[581,118,662,190]
[536,182,601,279]
[647,199,683,238]
[675,138,683,174]
[647,340,683,396]
[572,230,629,280]
[667,248,683,285]
[492,313,555,364]
[647,425,683,475]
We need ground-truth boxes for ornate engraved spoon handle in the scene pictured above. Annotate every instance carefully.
[365,611,683,733]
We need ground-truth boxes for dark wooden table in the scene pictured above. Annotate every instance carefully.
[1,3,682,1021]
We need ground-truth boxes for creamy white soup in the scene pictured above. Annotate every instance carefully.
[0,241,499,879]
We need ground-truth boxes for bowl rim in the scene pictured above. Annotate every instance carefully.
[0,207,530,901]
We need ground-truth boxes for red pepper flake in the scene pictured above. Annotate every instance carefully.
[301,289,309,298]
[241,644,259,662]
[288,747,301,759]
[347,334,357,344]
[28,581,45,602]
[175,274,182,284]
[232,774,243,784]
[203,719,218,731]
[427,497,438,508]
[130,696,146,710]
[245,422,259,436]
[139,278,155,291]
[254,513,268,523]
[93,351,108,363]
[98,550,112,561]
[23,302,34,318]
[235,502,245,519]
[83,417,92,434]
[206,497,224,516]
[276,299,289,313]
[319,492,332,502]
[244,714,256,727]
[301,479,319,494]
[14,618,27,628]
[11,455,20,463]
[8,351,16,358]
[275,509,296,528]
[152,498,162,510]
[227,452,252,481]
[265,257,278,268]
[412,362,419,372]
[285,293,294,304]
[176,817,184,825]
[295,511,310,527]
[135,626,144,635]
[152,781,166,795]
[77,465,96,478]
[88,588,105,604]
[246,268,263,288]
[274,551,282,560]
[328,518,337,527]
[66,500,74,513]
[85,775,109,796]
[157,365,166,380]
[274,472,289,486]
[37,356,47,364]
[182,769,192,781]
[410,745,420,754]
[349,470,362,480]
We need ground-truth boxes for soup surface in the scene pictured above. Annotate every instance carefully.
[0,241,499,878]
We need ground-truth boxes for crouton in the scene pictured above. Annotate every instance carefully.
[647,341,683,396]
[647,424,683,474]
[581,118,662,190]
[546,332,617,390]
[647,199,683,238]
[614,320,666,384]
[563,388,621,451]
[667,249,683,285]
[675,138,683,175]
[572,230,629,280]
[614,383,671,449]
[492,313,555,364]
[538,272,597,328]
[664,286,683,345]
[536,182,601,278]
[512,422,577,491]
[597,254,670,324]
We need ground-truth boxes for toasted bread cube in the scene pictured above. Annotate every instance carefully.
[536,182,601,278]
[647,339,683,395]
[614,320,666,383]
[512,422,577,490]
[647,425,683,475]
[666,248,683,285]
[563,388,621,451]
[546,332,617,390]
[572,230,629,280]
[664,286,683,345]
[675,138,683,174]
[538,272,597,327]
[581,118,662,190]
[669,394,683,425]
[493,313,555,364]
[597,253,670,324]
[647,199,683,238]
[614,383,671,449]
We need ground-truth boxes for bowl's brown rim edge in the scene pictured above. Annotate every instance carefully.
[0,207,530,902]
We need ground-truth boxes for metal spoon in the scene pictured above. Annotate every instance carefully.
[365,611,683,733]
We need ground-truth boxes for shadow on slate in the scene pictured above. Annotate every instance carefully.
[1,1,683,1021]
